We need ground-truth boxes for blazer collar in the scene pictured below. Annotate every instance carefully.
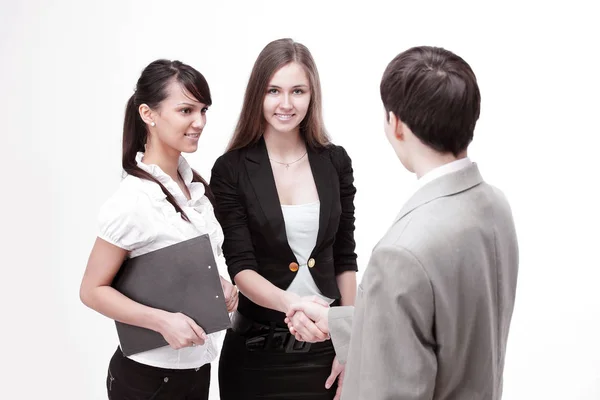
[244,137,334,259]
[393,162,484,225]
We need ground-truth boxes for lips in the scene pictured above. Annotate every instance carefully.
[275,113,294,121]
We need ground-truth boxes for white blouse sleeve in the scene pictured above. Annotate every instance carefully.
[97,190,156,251]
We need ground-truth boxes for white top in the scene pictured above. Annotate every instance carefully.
[417,157,473,190]
[97,152,226,369]
[282,202,334,304]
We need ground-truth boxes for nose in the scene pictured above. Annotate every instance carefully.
[280,93,292,110]
[192,114,206,130]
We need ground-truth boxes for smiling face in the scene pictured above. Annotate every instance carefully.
[145,79,208,155]
[262,62,311,136]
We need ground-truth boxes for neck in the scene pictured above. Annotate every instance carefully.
[412,147,468,179]
[263,127,306,161]
[141,143,181,182]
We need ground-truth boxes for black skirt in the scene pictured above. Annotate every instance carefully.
[218,328,338,399]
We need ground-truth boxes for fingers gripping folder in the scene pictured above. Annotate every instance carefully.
[111,234,231,356]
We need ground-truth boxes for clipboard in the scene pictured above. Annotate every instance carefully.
[111,234,231,356]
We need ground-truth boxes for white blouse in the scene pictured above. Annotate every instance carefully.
[282,202,334,304]
[97,152,226,369]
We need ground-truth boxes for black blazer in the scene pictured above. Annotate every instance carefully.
[210,137,358,324]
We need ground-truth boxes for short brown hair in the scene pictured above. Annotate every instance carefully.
[380,46,480,156]
[227,38,330,151]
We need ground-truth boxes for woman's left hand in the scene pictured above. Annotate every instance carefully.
[220,277,239,312]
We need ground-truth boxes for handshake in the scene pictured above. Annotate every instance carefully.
[285,295,345,397]
[284,295,332,343]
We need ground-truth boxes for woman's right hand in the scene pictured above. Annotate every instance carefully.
[155,311,207,349]
[220,276,239,312]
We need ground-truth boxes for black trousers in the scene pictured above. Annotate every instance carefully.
[219,328,337,400]
[106,347,211,400]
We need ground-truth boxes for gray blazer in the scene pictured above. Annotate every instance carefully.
[329,163,518,400]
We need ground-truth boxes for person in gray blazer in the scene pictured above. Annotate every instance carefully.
[284,46,519,400]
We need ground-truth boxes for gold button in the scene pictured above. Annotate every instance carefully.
[289,262,299,272]
[308,258,315,268]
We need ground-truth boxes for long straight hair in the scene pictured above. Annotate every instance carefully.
[123,59,213,222]
[227,38,330,151]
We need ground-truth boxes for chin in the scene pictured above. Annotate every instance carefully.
[181,144,199,154]
[279,127,299,134]
[271,122,301,134]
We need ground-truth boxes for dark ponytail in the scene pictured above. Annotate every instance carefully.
[122,60,214,222]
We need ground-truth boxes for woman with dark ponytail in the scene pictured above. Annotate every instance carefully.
[80,59,238,400]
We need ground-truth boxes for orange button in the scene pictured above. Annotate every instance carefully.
[289,262,299,272]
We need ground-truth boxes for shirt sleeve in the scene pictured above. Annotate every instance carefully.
[328,305,355,364]
[97,190,156,251]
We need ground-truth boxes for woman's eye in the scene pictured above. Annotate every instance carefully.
[180,108,191,114]
[293,89,304,95]
[268,88,278,94]
[201,107,208,114]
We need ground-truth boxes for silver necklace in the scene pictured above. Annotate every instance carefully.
[269,151,307,169]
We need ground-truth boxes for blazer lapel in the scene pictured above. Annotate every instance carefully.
[244,138,335,260]
[245,138,296,261]
[307,147,333,251]
[393,163,484,225]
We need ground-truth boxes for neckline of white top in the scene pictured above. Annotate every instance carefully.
[280,201,320,208]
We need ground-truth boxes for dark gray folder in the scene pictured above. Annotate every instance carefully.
[111,234,231,356]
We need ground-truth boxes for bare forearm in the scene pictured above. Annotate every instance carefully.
[80,286,166,332]
[336,271,357,306]
[235,270,300,313]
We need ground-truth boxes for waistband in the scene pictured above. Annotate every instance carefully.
[230,311,332,353]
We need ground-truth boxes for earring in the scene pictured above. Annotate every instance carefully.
[150,122,156,127]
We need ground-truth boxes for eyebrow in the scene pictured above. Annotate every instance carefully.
[268,84,309,89]
[175,102,206,107]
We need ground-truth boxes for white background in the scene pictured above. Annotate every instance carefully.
[1,0,599,399]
